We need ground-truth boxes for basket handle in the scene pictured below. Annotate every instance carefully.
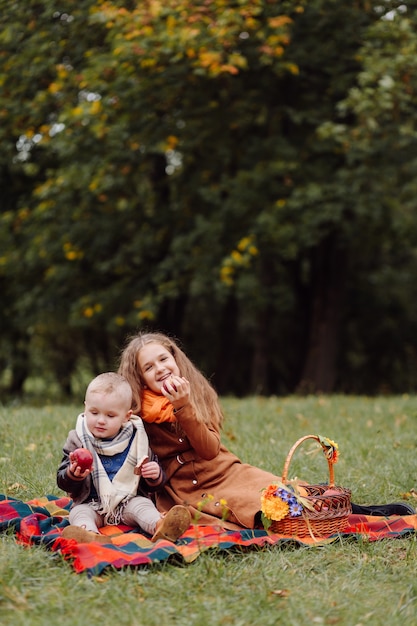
[281,434,335,486]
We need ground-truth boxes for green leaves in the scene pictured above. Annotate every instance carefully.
[2,0,417,396]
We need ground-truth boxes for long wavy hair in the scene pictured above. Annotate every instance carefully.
[118,332,224,428]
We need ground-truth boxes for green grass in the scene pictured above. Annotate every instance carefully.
[1,395,417,625]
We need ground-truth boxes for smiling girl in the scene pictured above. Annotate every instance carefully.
[119,332,280,529]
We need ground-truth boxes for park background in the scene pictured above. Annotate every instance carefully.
[2,4,417,625]
[1,0,417,402]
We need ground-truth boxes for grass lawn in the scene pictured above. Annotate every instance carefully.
[1,394,417,625]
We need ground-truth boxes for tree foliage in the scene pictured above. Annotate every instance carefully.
[1,0,417,398]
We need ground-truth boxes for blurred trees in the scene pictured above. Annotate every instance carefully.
[1,0,416,399]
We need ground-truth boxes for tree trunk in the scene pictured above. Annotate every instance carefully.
[298,235,347,393]
[250,310,269,395]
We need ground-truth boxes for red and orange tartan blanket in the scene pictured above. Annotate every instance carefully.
[1,494,417,577]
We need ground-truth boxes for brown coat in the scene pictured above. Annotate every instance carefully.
[143,402,279,530]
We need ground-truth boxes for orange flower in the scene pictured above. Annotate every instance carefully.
[318,435,339,464]
[261,485,290,522]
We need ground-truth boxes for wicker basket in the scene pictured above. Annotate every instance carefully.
[269,435,352,538]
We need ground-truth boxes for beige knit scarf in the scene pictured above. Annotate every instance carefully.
[75,413,149,524]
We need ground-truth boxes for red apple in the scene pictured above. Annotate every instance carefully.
[163,377,177,393]
[72,448,93,472]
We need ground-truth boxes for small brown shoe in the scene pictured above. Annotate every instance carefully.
[151,505,191,543]
[61,525,110,544]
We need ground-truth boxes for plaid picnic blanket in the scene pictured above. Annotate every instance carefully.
[1,494,417,577]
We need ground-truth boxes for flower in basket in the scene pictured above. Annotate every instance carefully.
[317,435,339,463]
[260,480,313,531]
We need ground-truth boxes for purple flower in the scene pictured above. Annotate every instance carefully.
[277,489,294,502]
[289,502,303,517]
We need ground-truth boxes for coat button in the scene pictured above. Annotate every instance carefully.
[192,479,197,485]
[179,438,184,443]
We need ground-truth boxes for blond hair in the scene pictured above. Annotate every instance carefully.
[86,372,132,408]
[118,332,223,428]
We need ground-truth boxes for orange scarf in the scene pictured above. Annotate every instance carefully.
[141,389,176,423]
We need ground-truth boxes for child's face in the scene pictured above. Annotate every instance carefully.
[138,343,180,394]
[84,391,132,439]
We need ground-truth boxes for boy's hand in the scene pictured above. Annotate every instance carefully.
[134,455,149,475]
[67,452,93,480]
[139,460,161,480]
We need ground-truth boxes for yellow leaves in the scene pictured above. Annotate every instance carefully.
[220,235,258,286]
[90,100,102,115]
[166,14,177,33]
[163,135,178,150]
[286,63,299,76]
[56,64,68,79]
[220,265,234,286]
[37,200,55,213]
[133,297,155,321]
[237,236,256,254]
[196,49,247,77]
[198,50,222,69]
[8,483,26,493]
[268,16,292,29]
[93,2,295,77]
[65,251,79,261]
[228,53,248,70]
[218,64,237,76]
[39,123,51,136]
[140,58,157,69]
[70,104,99,127]
[89,178,99,192]
[149,0,163,18]
[237,235,258,257]
[18,208,30,221]
[63,242,84,261]
[82,303,102,318]
[138,310,155,321]
[231,250,243,264]
[48,82,61,94]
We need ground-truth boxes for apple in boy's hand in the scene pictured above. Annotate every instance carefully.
[72,448,93,472]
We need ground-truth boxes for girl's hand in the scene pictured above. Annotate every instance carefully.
[67,453,92,480]
[161,375,190,410]
[140,460,162,481]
